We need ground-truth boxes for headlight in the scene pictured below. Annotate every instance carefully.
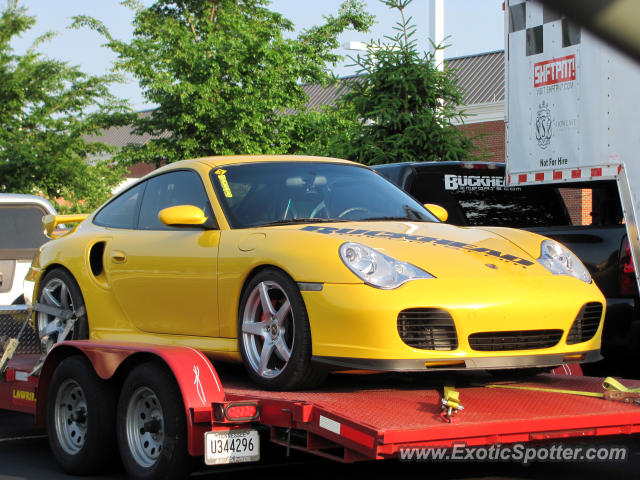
[339,242,434,289]
[538,239,591,283]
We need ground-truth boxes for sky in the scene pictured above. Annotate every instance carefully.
[10,0,504,111]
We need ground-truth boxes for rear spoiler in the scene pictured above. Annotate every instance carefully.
[42,214,89,239]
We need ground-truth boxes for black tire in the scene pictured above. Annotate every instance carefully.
[117,362,191,480]
[36,268,88,353]
[46,355,117,475]
[238,268,327,391]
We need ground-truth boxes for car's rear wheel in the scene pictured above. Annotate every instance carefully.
[36,269,88,354]
[238,269,326,390]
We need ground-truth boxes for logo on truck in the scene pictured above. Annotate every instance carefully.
[533,54,576,88]
[535,101,552,149]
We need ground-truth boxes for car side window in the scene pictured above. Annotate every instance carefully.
[138,170,214,230]
[93,183,145,229]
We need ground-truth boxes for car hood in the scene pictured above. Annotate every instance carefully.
[252,221,552,281]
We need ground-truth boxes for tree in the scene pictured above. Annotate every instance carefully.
[0,1,134,212]
[74,0,374,167]
[333,0,480,165]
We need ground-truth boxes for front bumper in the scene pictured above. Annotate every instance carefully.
[313,350,603,372]
[302,275,605,362]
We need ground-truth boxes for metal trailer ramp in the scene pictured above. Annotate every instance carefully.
[222,373,640,462]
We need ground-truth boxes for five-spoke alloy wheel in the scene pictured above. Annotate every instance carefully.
[239,268,326,390]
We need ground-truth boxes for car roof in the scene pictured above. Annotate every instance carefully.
[152,155,360,175]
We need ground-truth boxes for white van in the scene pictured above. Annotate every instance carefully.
[0,194,56,305]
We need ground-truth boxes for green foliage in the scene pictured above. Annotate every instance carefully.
[74,0,374,166]
[334,0,479,165]
[0,1,134,212]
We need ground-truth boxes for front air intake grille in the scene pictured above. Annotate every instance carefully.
[468,330,563,351]
[566,302,603,345]
[397,308,458,351]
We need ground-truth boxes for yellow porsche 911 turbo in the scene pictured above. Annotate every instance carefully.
[26,156,605,390]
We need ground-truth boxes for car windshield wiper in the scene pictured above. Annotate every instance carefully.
[255,218,350,227]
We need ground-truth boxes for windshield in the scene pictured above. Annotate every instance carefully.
[210,162,437,228]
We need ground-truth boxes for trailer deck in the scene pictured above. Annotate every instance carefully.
[220,371,640,461]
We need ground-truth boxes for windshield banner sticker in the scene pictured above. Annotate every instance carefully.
[300,225,534,267]
[214,169,233,198]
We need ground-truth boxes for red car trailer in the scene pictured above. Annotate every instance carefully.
[2,306,640,479]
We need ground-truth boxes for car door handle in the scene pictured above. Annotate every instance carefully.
[111,251,127,264]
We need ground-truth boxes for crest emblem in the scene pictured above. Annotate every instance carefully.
[535,101,552,149]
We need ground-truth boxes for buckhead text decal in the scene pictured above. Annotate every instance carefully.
[300,226,534,267]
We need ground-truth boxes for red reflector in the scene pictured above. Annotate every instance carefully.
[619,236,638,296]
[535,172,544,181]
[518,174,527,183]
[591,167,602,177]
[226,405,258,420]
[571,169,581,178]
[553,171,562,180]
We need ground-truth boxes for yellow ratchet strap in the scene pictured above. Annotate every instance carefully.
[484,377,640,404]
[443,386,462,409]
[440,386,464,423]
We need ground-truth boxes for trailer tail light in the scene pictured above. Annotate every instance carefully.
[619,236,638,297]
[226,404,259,420]
[213,401,260,423]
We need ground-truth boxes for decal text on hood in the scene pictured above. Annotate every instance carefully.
[300,225,534,268]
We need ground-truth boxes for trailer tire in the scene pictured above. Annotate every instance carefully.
[117,362,191,480]
[46,355,117,475]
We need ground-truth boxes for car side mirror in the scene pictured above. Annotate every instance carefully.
[158,205,208,227]
[424,203,448,222]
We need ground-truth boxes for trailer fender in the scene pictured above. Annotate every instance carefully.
[36,340,225,456]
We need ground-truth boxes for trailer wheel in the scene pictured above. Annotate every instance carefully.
[46,355,116,475]
[36,268,88,354]
[239,268,327,390]
[117,362,191,480]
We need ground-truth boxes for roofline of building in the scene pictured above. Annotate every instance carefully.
[445,49,504,62]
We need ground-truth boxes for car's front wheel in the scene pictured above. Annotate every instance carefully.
[238,269,326,390]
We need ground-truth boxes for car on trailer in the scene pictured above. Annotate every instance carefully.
[24,155,605,392]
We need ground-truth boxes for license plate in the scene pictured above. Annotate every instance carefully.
[204,429,260,465]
